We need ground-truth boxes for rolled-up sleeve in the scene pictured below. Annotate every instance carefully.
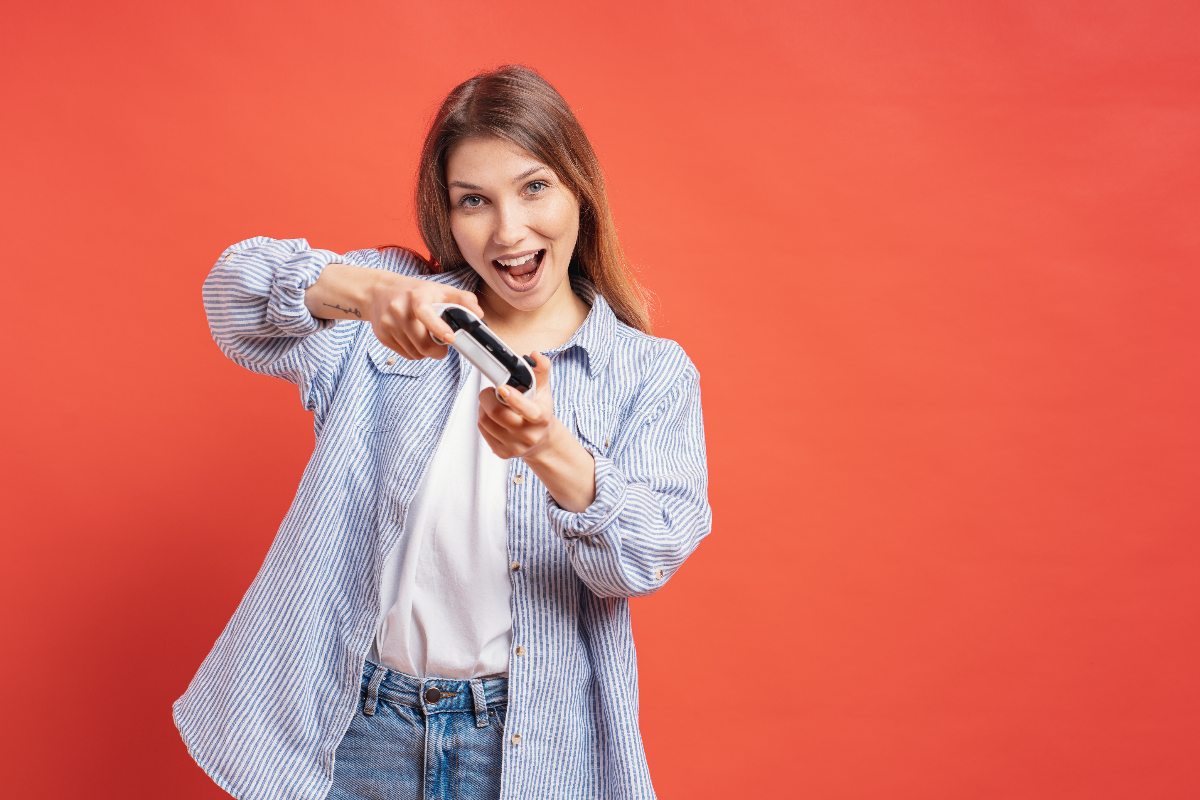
[201,236,382,418]
[547,362,713,598]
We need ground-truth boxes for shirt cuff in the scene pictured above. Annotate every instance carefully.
[546,454,628,540]
[265,246,341,336]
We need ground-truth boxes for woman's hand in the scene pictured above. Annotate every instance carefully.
[477,352,562,460]
[367,272,486,360]
[478,352,599,511]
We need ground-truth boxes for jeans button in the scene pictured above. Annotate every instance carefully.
[425,687,442,703]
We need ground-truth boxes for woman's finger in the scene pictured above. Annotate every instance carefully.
[413,303,457,344]
[452,289,486,319]
[496,384,542,422]
[528,351,552,393]
[400,306,448,359]
[479,389,526,429]
[477,411,511,454]
[477,418,505,457]
[374,324,419,361]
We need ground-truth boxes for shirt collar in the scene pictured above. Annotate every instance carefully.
[434,266,616,379]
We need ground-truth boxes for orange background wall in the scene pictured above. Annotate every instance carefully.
[3,1,1198,797]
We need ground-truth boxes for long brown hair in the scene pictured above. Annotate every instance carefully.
[384,64,653,334]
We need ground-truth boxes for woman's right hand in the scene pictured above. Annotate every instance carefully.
[367,273,486,360]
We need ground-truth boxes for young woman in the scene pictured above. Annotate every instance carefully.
[173,64,713,800]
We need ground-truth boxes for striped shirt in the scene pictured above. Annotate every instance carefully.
[172,236,714,800]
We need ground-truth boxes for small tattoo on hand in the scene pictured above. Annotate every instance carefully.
[323,303,362,318]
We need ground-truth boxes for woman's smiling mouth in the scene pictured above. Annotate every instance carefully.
[492,249,545,292]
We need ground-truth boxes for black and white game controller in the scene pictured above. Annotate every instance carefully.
[429,303,537,396]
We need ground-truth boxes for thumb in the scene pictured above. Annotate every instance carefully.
[458,290,486,319]
[528,351,552,389]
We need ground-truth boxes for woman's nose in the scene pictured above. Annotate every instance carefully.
[492,201,528,247]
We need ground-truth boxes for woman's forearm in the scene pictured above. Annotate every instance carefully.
[304,261,398,322]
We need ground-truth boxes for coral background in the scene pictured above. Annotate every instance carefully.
[2,0,1197,797]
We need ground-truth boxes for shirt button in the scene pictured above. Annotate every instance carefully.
[654,568,665,580]
[604,436,610,447]
[515,645,526,656]
[513,474,525,485]
[511,733,522,745]
[510,561,521,571]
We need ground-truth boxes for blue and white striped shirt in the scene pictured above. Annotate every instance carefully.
[173,236,713,800]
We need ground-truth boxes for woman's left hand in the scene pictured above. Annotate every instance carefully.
[477,351,563,460]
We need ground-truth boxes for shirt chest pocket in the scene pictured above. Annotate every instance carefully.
[563,403,619,458]
[359,336,437,432]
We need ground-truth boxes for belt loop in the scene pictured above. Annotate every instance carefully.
[363,663,388,716]
[470,678,488,728]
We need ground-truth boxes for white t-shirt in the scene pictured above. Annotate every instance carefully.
[369,363,512,679]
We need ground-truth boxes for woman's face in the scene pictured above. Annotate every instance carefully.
[446,136,580,314]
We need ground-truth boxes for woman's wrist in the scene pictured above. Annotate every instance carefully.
[305,263,400,322]
[523,417,597,513]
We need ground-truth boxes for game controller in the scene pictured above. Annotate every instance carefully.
[429,303,537,396]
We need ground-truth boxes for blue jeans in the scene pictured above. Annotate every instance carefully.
[328,657,509,800]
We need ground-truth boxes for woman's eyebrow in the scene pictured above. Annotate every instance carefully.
[449,165,549,191]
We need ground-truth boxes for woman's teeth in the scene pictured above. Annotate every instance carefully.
[497,251,537,268]
[493,249,544,290]
[495,250,543,276]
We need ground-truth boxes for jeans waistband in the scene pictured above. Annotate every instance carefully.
[359,656,508,729]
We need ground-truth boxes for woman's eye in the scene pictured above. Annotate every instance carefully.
[457,182,546,208]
